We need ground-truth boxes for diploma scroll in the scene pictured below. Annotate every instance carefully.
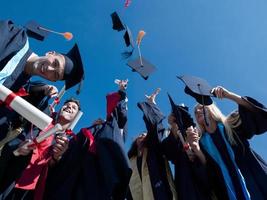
[0,85,52,130]
[13,123,62,156]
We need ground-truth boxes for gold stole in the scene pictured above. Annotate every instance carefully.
[0,127,23,155]
[129,148,177,200]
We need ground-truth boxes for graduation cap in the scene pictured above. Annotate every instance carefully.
[178,75,216,126]
[25,20,73,41]
[111,12,125,32]
[178,75,215,105]
[167,93,195,136]
[127,57,156,80]
[62,43,84,92]
[122,26,135,59]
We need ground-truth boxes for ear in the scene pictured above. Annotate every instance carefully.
[45,51,56,56]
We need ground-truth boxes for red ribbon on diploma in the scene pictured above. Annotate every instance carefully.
[0,87,29,108]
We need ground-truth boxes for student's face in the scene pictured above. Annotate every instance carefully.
[59,101,79,122]
[168,113,176,125]
[136,133,147,148]
[33,51,65,82]
[194,105,208,126]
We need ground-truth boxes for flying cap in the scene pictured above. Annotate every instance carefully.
[122,25,135,59]
[25,20,73,41]
[62,43,84,91]
[127,57,156,80]
[178,75,215,105]
[111,12,125,32]
[25,20,50,41]
[167,93,195,135]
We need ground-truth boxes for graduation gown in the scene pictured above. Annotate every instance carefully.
[0,82,50,199]
[44,90,132,200]
[161,132,214,200]
[0,20,32,142]
[231,96,267,200]
[200,96,267,200]
[127,102,175,200]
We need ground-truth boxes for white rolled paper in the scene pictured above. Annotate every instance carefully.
[0,85,53,130]
[13,123,62,156]
[68,111,83,130]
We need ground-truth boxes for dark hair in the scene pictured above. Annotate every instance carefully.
[64,98,81,110]
[128,139,138,159]
[128,132,147,158]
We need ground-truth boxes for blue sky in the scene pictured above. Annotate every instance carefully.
[1,0,267,160]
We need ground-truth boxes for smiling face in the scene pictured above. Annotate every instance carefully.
[33,51,65,82]
[59,101,79,122]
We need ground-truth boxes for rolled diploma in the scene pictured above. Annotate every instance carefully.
[13,123,62,156]
[51,85,65,108]
[0,85,52,130]
[68,111,83,130]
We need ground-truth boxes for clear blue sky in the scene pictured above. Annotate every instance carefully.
[1,0,267,160]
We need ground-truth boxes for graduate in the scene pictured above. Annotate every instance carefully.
[0,19,85,145]
[2,98,81,200]
[180,75,267,200]
[0,81,58,194]
[44,79,132,200]
[161,94,215,200]
[127,89,177,200]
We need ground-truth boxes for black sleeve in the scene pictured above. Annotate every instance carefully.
[0,20,27,65]
[137,101,165,148]
[115,90,128,129]
[160,132,182,163]
[229,96,267,139]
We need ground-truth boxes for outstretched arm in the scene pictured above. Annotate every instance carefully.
[212,86,253,110]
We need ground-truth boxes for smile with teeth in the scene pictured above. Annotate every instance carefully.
[63,108,72,113]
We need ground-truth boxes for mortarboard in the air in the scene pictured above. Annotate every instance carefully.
[62,43,85,92]
[127,57,156,80]
[122,25,135,59]
[178,75,215,105]
[167,93,195,136]
[178,75,216,126]
[111,12,125,32]
[25,20,50,41]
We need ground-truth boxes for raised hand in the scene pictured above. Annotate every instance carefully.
[114,79,128,90]
[145,88,161,104]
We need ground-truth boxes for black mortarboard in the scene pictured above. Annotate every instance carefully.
[122,26,135,59]
[62,43,84,91]
[111,12,125,32]
[178,75,215,105]
[123,26,134,47]
[167,93,195,136]
[127,57,156,80]
[25,20,50,41]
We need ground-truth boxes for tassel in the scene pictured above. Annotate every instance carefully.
[136,30,146,46]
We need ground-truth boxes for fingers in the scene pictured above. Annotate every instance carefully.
[46,85,58,97]
[211,86,229,99]
[52,135,69,159]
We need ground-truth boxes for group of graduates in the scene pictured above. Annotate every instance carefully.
[0,19,267,200]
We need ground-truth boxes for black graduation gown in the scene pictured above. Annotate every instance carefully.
[200,96,267,200]
[127,102,174,200]
[231,96,267,200]
[0,82,50,199]
[0,20,32,142]
[161,132,213,200]
[44,91,132,200]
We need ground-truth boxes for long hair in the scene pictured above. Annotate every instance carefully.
[195,103,237,145]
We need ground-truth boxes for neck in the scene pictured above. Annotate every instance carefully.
[24,52,38,75]
[137,146,144,157]
[57,117,72,131]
